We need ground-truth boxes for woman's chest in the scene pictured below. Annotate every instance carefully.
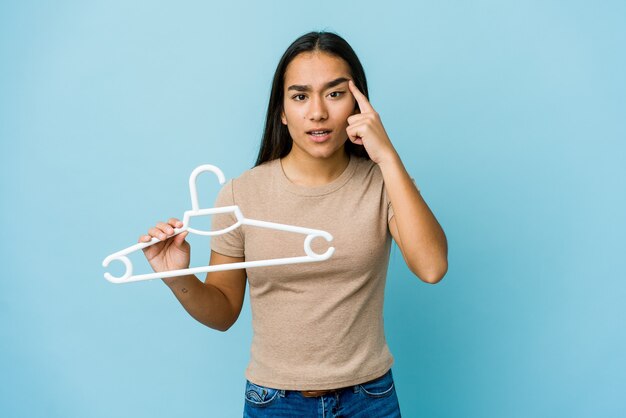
[240,192,390,287]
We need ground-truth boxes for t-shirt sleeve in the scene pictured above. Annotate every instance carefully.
[210,179,245,258]
[385,177,420,224]
[384,185,394,224]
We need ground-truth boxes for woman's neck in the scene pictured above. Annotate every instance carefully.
[280,149,350,187]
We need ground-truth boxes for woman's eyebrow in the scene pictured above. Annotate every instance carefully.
[287,77,350,92]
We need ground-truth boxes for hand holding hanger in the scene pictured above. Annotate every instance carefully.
[139,218,190,280]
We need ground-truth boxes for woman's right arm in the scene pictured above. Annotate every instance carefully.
[140,218,246,332]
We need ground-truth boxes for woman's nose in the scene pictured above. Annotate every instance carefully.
[307,96,328,121]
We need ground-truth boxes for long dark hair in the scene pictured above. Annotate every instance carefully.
[254,31,370,167]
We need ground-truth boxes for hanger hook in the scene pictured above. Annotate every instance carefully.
[189,165,226,211]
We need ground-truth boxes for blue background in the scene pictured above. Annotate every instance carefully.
[1,1,625,417]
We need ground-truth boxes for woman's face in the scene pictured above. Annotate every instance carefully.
[281,51,357,161]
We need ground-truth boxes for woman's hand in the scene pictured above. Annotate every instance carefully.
[139,218,190,274]
[346,80,399,166]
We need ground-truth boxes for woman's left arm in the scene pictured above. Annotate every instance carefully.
[346,80,448,284]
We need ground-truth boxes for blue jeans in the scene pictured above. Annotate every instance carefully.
[243,369,401,417]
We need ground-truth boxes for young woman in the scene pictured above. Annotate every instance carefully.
[139,31,447,417]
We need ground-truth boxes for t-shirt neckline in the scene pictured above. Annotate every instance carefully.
[274,154,358,197]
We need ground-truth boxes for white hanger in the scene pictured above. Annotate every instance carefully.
[102,164,335,284]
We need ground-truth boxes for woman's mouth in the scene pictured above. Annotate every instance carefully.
[307,129,332,143]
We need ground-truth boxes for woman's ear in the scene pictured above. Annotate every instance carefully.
[281,110,287,125]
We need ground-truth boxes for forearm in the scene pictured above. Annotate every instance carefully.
[162,275,235,331]
[379,152,448,280]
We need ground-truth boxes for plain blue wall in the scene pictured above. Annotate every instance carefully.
[1,1,625,417]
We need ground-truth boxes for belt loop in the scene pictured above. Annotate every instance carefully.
[352,384,360,394]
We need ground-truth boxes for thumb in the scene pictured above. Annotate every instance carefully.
[174,231,189,246]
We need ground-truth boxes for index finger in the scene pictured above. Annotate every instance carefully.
[168,217,183,228]
[348,79,374,112]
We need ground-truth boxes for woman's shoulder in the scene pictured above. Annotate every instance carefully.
[352,155,419,192]
[352,156,383,182]
[225,159,280,202]
[214,161,277,205]
[233,159,278,186]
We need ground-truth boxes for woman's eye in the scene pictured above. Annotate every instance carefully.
[329,91,344,98]
[292,94,306,101]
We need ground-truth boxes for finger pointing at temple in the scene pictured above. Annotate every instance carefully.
[348,79,375,113]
